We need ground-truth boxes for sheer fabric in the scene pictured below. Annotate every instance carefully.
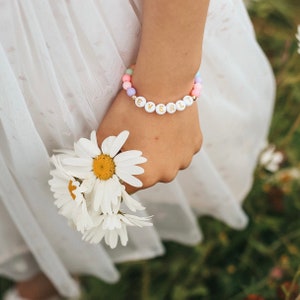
[0,0,275,297]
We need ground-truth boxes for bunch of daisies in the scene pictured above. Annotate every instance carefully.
[48,131,152,249]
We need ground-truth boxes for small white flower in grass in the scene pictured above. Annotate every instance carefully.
[49,155,93,233]
[61,130,147,214]
[83,213,153,249]
[259,144,284,173]
[296,25,300,54]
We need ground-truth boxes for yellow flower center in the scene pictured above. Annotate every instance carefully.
[93,154,115,180]
[68,180,77,200]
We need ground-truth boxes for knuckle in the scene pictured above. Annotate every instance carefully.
[194,133,203,154]
[160,169,178,183]
[180,159,192,170]
[141,176,157,189]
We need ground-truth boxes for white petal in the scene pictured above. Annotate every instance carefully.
[76,137,101,157]
[100,181,113,214]
[93,180,105,212]
[272,152,284,164]
[118,224,128,246]
[114,150,144,163]
[122,214,153,227]
[101,136,116,155]
[108,230,118,249]
[122,188,145,212]
[62,167,93,179]
[80,176,96,193]
[74,142,93,158]
[109,131,129,157]
[83,226,105,244]
[117,165,144,176]
[90,131,98,147]
[116,170,143,188]
[62,157,92,167]
[115,156,147,168]
[266,162,279,173]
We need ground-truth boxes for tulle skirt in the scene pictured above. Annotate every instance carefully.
[0,0,275,297]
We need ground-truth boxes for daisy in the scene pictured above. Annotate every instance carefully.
[259,144,284,173]
[61,131,147,214]
[83,212,153,249]
[49,155,93,233]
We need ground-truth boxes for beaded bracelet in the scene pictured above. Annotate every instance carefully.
[121,68,202,115]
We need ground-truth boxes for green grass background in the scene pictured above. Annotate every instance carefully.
[1,0,300,299]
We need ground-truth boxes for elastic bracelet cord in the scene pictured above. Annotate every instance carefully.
[121,67,202,115]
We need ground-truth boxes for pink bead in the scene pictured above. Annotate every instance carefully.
[122,81,132,90]
[193,83,202,90]
[122,74,131,82]
[191,89,201,97]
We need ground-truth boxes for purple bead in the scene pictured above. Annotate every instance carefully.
[194,76,202,84]
[126,87,136,97]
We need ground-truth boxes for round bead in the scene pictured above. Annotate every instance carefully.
[166,102,177,114]
[194,83,202,90]
[183,95,194,106]
[122,81,132,90]
[194,77,202,84]
[144,101,156,113]
[176,100,186,111]
[135,96,146,108]
[126,87,136,97]
[191,88,201,97]
[156,104,167,115]
[122,74,131,82]
[125,68,134,75]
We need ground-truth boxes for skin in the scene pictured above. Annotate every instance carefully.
[17,0,210,298]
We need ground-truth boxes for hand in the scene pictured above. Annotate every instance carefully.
[96,90,203,194]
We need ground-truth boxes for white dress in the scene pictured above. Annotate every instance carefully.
[0,0,275,297]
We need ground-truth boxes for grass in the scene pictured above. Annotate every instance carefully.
[1,1,300,299]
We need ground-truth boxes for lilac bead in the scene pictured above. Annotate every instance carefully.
[194,76,202,84]
[126,87,136,97]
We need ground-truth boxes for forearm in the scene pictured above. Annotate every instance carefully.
[133,0,210,102]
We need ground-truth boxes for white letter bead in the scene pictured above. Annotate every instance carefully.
[135,96,146,108]
[176,100,186,111]
[155,104,167,115]
[144,101,156,113]
[166,102,177,114]
[183,95,194,106]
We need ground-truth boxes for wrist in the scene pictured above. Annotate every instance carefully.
[132,66,200,104]
[121,67,202,116]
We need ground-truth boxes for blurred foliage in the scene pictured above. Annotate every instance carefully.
[1,0,300,299]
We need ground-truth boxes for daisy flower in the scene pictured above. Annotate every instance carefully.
[61,131,146,214]
[49,130,152,248]
[259,144,284,173]
[83,212,153,249]
[49,155,93,233]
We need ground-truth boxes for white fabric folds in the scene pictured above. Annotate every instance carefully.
[0,0,275,297]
